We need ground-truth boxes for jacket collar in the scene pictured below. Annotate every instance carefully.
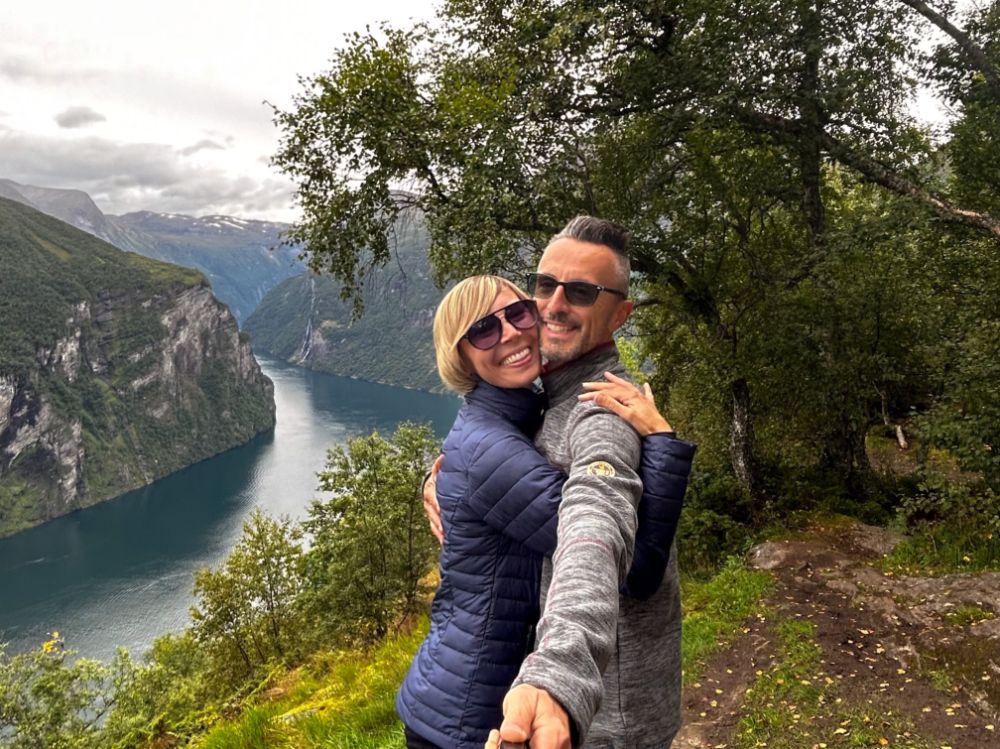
[465,381,546,432]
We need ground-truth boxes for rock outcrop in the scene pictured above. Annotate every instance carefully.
[0,197,275,536]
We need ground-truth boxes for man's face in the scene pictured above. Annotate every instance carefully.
[534,237,633,366]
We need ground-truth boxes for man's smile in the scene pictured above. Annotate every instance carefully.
[542,319,577,335]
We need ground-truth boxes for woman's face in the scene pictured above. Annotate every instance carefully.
[459,288,541,390]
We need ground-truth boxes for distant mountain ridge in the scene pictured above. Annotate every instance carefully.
[245,218,447,392]
[0,179,306,323]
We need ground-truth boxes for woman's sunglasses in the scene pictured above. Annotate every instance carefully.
[463,299,539,350]
[526,272,627,306]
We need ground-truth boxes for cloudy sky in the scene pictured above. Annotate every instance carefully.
[0,0,439,221]
[2,2,963,224]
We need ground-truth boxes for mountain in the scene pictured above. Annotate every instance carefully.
[0,179,129,247]
[0,179,305,324]
[244,220,445,392]
[0,197,276,537]
[110,211,306,324]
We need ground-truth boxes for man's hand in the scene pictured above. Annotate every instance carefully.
[422,454,445,544]
[578,371,673,436]
[484,684,572,749]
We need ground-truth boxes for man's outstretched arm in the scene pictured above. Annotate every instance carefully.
[499,405,643,747]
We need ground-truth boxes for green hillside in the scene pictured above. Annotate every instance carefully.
[0,198,205,379]
[0,179,305,325]
[245,224,444,392]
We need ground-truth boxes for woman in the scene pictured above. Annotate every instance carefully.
[396,276,693,749]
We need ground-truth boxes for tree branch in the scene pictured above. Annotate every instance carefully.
[899,0,1000,94]
[733,108,1000,240]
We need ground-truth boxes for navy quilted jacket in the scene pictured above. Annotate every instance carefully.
[396,381,694,749]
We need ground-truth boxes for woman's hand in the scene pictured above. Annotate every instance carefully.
[578,371,673,436]
[423,454,445,544]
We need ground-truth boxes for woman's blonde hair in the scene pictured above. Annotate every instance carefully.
[433,275,530,394]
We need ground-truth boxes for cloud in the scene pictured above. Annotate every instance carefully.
[0,53,102,84]
[0,130,295,219]
[54,105,106,129]
[178,138,225,156]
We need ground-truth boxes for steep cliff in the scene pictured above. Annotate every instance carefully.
[244,221,444,392]
[0,197,276,537]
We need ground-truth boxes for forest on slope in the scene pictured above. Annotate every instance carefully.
[245,215,443,392]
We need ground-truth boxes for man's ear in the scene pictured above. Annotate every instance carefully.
[609,299,634,335]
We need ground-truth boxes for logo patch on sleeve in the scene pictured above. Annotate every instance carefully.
[586,461,616,477]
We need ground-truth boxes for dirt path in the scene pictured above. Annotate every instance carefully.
[675,523,1000,749]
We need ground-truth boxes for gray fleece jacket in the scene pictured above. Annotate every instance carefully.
[513,344,683,748]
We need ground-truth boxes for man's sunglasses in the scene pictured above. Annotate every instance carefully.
[526,272,627,307]
[463,299,540,350]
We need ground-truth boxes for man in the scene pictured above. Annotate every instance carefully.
[426,216,693,748]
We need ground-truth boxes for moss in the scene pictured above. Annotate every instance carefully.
[916,636,1000,715]
[0,480,45,538]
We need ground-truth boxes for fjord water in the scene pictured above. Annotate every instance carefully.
[0,359,458,662]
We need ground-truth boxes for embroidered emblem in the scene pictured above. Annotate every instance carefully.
[586,461,616,477]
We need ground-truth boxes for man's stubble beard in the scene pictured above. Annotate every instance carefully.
[539,312,585,366]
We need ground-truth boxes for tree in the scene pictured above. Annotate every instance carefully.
[101,633,210,748]
[273,0,999,503]
[189,509,304,690]
[904,2,1000,487]
[0,635,110,749]
[301,422,440,645]
[924,1,1000,216]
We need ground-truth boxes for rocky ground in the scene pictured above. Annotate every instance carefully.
[676,522,1000,748]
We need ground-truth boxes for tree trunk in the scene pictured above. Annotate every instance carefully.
[729,377,759,501]
[798,0,827,256]
[820,400,874,497]
[879,387,909,449]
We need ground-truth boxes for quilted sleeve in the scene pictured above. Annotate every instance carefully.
[622,432,697,600]
[464,425,567,556]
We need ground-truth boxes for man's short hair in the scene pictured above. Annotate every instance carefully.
[550,215,631,292]
[433,275,530,394]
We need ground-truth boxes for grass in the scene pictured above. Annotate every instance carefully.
[681,558,774,684]
[187,558,776,748]
[942,604,996,627]
[736,618,933,749]
[190,622,427,749]
[883,523,1000,577]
